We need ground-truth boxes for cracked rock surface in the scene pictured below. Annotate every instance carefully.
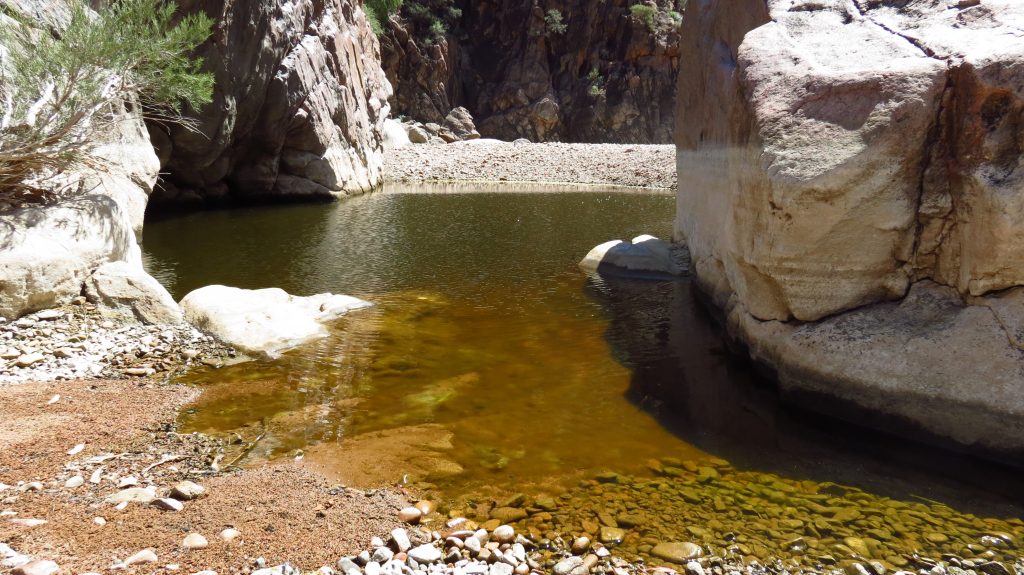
[675,0,1024,452]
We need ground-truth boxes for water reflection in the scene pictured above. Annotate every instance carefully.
[585,273,1024,517]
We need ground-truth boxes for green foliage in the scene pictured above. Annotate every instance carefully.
[0,0,214,203]
[586,67,605,98]
[629,4,658,32]
[365,0,403,35]
[400,0,460,45]
[668,10,682,23]
[544,9,567,35]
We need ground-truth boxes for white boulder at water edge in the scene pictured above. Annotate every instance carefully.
[84,261,184,325]
[178,286,372,359]
[579,235,683,277]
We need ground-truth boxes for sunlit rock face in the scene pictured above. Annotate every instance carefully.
[149,0,392,207]
[675,0,1024,453]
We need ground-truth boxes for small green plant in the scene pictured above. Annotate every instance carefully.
[365,0,403,35]
[586,67,606,98]
[629,4,658,32]
[399,0,460,45]
[544,9,568,35]
[668,10,682,23]
[0,0,213,204]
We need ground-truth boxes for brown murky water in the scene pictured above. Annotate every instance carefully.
[143,188,1024,567]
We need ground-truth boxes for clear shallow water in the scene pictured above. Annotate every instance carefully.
[143,188,1024,565]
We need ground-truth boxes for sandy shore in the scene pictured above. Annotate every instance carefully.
[0,379,406,573]
[383,141,676,190]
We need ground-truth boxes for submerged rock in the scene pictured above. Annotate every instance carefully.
[179,285,371,359]
[651,542,703,564]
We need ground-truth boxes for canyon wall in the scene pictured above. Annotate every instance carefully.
[149,0,392,207]
[676,0,1024,453]
[380,0,682,143]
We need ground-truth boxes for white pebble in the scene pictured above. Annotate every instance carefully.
[182,533,208,550]
[66,443,85,456]
[123,549,158,566]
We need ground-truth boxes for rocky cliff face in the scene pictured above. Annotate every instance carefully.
[380,0,681,143]
[149,0,392,207]
[676,0,1024,454]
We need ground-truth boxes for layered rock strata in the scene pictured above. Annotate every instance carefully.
[675,0,1024,452]
[380,0,682,143]
[149,0,392,207]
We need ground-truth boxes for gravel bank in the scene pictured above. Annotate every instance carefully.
[0,302,233,385]
[0,379,407,573]
[383,141,676,190]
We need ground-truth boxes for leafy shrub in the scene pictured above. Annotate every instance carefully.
[544,9,568,35]
[0,0,213,204]
[629,4,658,32]
[365,0,403,35]
[586,67,606,98]
[668,10,682,23]
[400,0,460,45]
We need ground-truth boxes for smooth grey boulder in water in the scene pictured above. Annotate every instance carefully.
[676,0,1024,453]
[149,0,392,206]
[579,235,682,276]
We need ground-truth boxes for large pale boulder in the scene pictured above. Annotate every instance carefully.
[382,119,411,151]
[0,197,137,320]
[179,285,371,358]
[84,262,183,325]
[149,0,392,206]
[677,0,1024,322]
[676,0,1024,452]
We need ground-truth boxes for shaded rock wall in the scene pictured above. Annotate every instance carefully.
[675,0,1024,453]
[149,0,392,207]
[380,0,682,143]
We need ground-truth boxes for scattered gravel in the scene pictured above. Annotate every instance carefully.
[384,141,676,190]
[0,300,233,385]
[0,379,406,573]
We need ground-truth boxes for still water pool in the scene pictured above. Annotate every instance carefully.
[143,188,1024,566]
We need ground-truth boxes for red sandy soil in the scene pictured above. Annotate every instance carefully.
[0,379,407,573]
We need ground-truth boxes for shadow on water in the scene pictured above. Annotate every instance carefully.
[584,272,1024,518]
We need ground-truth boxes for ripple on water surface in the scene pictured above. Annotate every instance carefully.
[143,188,1024,566]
